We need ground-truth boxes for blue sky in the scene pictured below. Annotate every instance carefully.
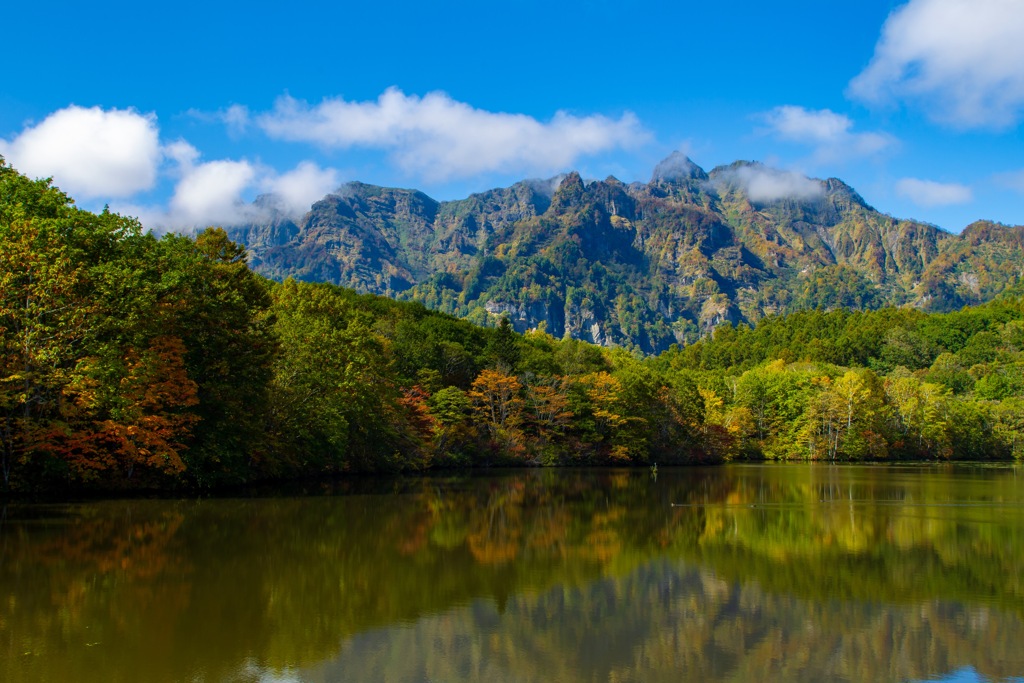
[2,0,1024,233]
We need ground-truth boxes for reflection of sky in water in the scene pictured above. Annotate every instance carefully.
[925,668,1024,683]
[252,658,1024,683]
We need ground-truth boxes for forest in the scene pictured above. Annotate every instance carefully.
[2,158,1023,492]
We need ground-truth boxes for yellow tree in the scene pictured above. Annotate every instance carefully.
[574,371,646,461]
[884,373,951,457]
[700,387,742,460]
[804,369,885,460]
[832,369,886,458]
[524,375,573,443]
[804,375,844,460]
[578,371,628,431]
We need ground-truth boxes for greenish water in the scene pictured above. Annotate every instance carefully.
[2,464,1024,683]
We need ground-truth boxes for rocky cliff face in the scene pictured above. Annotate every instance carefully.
[227,156,1024,353]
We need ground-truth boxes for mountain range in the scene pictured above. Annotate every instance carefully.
[227,154,1024,353]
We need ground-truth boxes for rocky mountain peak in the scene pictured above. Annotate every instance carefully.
[651,152,708,184]
[548,171,587,210]
[226,158,1024,353]
[558,171,585,192]
[822,178,871,210]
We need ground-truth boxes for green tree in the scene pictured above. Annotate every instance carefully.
[157,229,277,483]
[267,279,406,473]
[427,386,476,461]
[486,317,521,373]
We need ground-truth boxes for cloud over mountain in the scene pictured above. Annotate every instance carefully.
[259,161,340,216]
[714,164,825,202]
[168,159,257,227]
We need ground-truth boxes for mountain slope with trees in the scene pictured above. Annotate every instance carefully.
[229,154,1024,353]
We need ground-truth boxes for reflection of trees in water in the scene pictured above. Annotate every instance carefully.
[467,478,526,565]
[1,466,1022,682]
[687,467,1024,611]
[0,502,194,683]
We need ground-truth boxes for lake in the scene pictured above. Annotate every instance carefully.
[2,464,1023,682]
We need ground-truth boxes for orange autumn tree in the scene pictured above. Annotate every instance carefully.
[468,369,524,445]
[396,385,436,468]
[44,336,199,484]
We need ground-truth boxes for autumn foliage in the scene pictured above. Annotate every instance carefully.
[1,157,1023,493]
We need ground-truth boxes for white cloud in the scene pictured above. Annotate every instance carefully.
[896,177,973,206]
[0,105,161,198]
[163,140,201,169]
[994,169,1024,193]
[767,106,850,143]
[120,157,338,232]
[111,202,173,233]
[222,104,251,135]
[763,106,894,162]
[1,104,341,231]
[257,87,649,180]
[259,161,339,216]
[169,159,257,227]
[716,165,825,203]
[117,158,260,231]
[185,104,251,136]
[849,0,1024,128]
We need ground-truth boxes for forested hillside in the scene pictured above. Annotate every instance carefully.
[1,159,1022,493]
[229,154,1024,353]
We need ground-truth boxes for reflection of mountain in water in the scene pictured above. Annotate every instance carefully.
[1,466,1023,683]
[297,560,1024,683]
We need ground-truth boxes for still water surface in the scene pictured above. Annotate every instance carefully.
[2,464,1024,682]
